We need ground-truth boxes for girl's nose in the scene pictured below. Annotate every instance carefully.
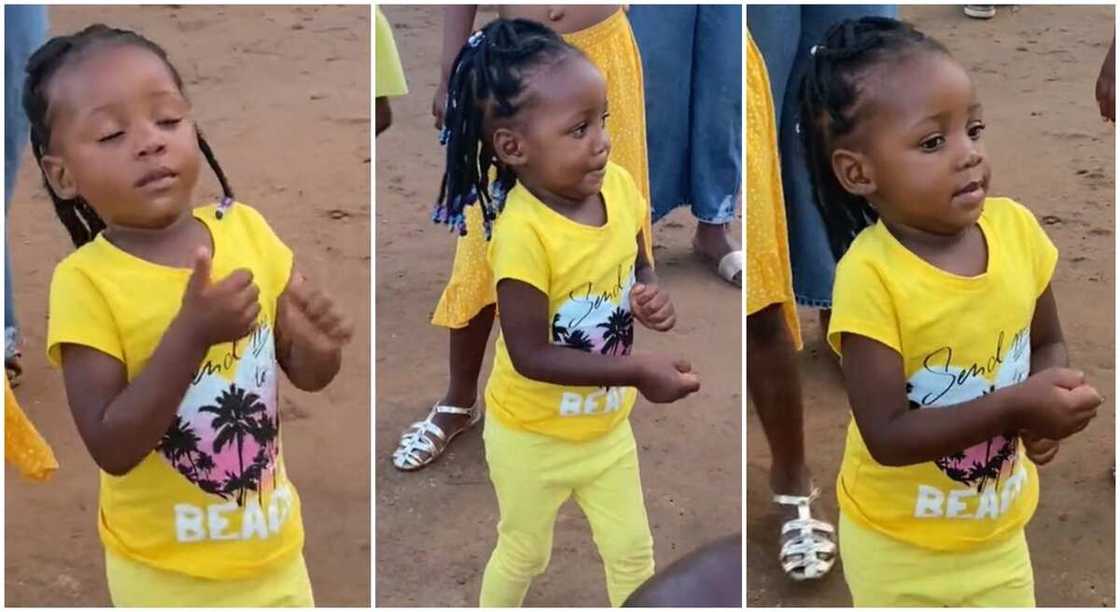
[135,125,166,158]
[959,142,983,170]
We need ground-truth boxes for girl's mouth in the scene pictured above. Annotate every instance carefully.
[951,180,985,208]
[135,168,178,189]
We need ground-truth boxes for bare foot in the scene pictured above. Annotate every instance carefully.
[692,222,741,286]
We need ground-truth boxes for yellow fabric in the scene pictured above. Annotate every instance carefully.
[828,197,1057,552]
[480,414,654,607]
[105,548,314,606]
[432,8,651,329]
[375,8,408,98]
[744,32,800,348]
[5,377,58,481]
[485,162,644,442]
[47,204,304,580]
[839,512,1035,606]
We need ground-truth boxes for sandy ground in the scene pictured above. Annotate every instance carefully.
[4,6,370,606]
[746,5,1115,607]
[375,5,742,606]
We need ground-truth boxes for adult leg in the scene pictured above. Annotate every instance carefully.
[747,304,809,497]
[4,6,49,384]
[688,5,743,283]
[626,5,695,223]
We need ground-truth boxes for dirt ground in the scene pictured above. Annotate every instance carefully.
[4,6,370,606]
[746,5,1115,607]
[375,5,742,607]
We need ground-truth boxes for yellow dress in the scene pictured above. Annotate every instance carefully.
[5,377,58,481]
[745,32,801,349]
[432,9,652,328]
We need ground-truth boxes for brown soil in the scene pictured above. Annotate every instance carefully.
[5,6,371,606]
[747,5,1115,607]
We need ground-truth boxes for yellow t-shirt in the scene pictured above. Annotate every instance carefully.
[828,197,1057,551]
[375,8,408,98]
[46,203,304,580]
[486,162,645,442]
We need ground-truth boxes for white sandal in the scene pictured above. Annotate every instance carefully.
[717,250,744,288]
[392,403,481,471]
[773,487,836,581]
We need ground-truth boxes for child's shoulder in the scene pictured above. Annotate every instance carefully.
[981,195,1037,226]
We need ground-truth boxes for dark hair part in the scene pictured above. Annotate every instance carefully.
[798,16,950,259]
[22,24,234,248]
[431,18,582,238]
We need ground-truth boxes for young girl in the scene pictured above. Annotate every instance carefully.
[393,4,650,471]
[801,17,1101,605]
[26,25,352,605]
[434,19,700,606]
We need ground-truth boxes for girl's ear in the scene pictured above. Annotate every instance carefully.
[831,148,876,197]
[40,155,79,200]
[492,127,527,167]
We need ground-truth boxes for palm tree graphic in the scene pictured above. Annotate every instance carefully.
[598,307,633,356]
[201,384,267,506]
[159,416,204,479]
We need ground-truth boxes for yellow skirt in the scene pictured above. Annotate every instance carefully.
[745,33,801,348]
[5,377,57,481]
[432,9,652,329]
[105,549,314,606]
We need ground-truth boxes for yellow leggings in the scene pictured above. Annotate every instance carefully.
[480,416,654,607]
[839,512,1035,607]
[105,549,314,606]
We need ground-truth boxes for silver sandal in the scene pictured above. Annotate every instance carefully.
[392,403,481,471]
[773,487,836,581]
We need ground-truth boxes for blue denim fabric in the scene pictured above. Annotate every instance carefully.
[5,6,48,344]
[629,5,742,225]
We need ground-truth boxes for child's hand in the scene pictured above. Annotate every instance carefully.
[1019,430,1060,465]
[179,247,260,347]
[1011,368,1101,440]
[278,272,354,355]
[635,355,700,403]
[630,283,676,332]
[432,79,448,129]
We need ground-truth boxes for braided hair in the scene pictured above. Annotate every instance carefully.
[432,18,582,238]
[798,16,950,260]
[22,24,234,248]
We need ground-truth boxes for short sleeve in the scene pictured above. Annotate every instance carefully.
[46,259,123,368]
[488,212,550,295]
[375,9,408,98]
[234,203,294,300]
[827,247,902,358]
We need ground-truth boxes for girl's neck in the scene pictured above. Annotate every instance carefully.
[880,217,988,277]
[103,208,213,268]
[517,175,606,227]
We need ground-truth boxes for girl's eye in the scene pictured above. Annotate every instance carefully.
[919,135,944,152]
[601,112,610,126]
[967,122,986,140]
[97,131,124,143]
[572,123,588,137]
[158,118,183,128]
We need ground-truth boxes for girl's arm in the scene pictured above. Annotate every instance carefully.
[498,278,698,402]
[631,230,676,331]
[840,332,1099,467]
[61,251,260,475]
[276,271,353,392]
[1029,285,1067,372]
[61,321,210,476]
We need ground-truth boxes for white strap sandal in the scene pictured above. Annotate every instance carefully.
[392,403,481,471]
[717,250,744,288]
[773,487,837,581]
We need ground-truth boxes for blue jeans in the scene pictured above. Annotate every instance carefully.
[746,5,896,307]
[628,5,741,225]
[5,5,48,347]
